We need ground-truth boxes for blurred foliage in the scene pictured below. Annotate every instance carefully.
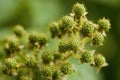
[0,0,120,80]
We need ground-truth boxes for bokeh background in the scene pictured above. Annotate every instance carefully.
[0,0,120,80]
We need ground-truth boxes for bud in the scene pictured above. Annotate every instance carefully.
[8,40,18,53]
[42,50,54,64]
[25,55,37,67]
[13,25,25,37]
[98,18,111,32]
[49,22,59,38]
[5,58,17,69]
[80,21,95,37]
[59,16,74,34]
[60,62,73,75]
[92,32,104,46]
[72,2,86,19]
[80,51,94,64]
[41,66,53,78]
[94,54,108,69]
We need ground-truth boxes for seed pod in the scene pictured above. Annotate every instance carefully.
[72,2,86,19]
[92,32,104,46]
[5,58,17,69]
[25,55,37,67]
[98,18,111,32]
[41,66,53,78]
[94,54,108,69]
[28,33,39,45]
[80,51,94,64]
[49,22,59,38]
[58,40,78,53]
[38,34,47,47]
[13,25,25,37]
[60,62,73,75]
[59,16,74,34]
[42,50,54,64]
[80,20,95,37]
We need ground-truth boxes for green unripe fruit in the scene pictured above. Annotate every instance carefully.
[41,66,53,77]
[28,33,39,45]
[25,55,37,67]
[80,51,93,63]
[94,54,107,68]
[58,41,68,53]
[38,34,47,47]
[98,18,111,32]
[92,32,104,46]
[54,52,62,61]
[13,25,25,37]
[8,40,18,53]
[49,22,59,38]
[5,58,17,69]
[60,62,73,75]
[72,2,86,18]
[59,16,74,34]
[58,40,78,53]
[42,50,54,64]
[80,21,95,37]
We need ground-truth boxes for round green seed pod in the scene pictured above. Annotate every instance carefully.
[94,54,107,68]
[8,40,18,53]
[59,16,74,34]
[25,55,37,67]
[58,41,68,53]
[60,62,73,75]
[38,34,47,47]
[41,66,53,78]
[58,40,78,53]
[92,32,104,46]
[80,20,95,37]
[80,51,93,63]
[98,18,111,32]
[49,22,59,38]
[42,50,54,64]
[28,33,39,45]
[67,40,78,53]
[13,25,25,37]
[5,58,17,69]
[72,2,86,18]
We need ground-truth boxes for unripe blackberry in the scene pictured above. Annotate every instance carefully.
[38,34,47,47]
[5,58,17,69]
[42,50,54,64]
[49,22,59,38]
[98,18,111,32]
[59,16,74,34]
[92,32,104,46]
[80,51,93,63]
[60,62,73,75]
[58,41,68,53]
[41,66,53,78]
[28,33,39,45]
[54,52,62,61]
[80,21,95,37]
[58,40,78,53]
[25,55,37,67]
[52,71,60,80]
[94,54,107,68]
[13,25,25,37]
[8,40,18,53]
[72,2,86,18]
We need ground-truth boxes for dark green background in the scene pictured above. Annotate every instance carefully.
[0,0,120,80]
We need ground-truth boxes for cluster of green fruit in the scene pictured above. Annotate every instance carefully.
[0,2,110,80]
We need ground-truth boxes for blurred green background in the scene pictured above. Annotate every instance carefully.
[0,0,120,80]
